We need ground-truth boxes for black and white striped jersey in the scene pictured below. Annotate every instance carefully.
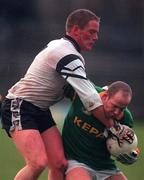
[7,35,102,111]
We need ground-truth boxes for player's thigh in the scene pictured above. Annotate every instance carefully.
[11,129,47,164]
[41,126,66,166]
[106,172,127,180]
[66,167,92,180]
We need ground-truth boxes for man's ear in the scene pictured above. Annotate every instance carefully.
[101,91,109,101]
[71,25,81,37]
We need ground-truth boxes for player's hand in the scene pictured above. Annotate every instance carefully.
[116,148,140,165]
[105,123,135,146]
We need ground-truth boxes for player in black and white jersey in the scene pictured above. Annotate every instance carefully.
[1,9,114,180]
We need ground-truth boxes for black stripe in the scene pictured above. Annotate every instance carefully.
[63,65,82,72]
[61,72,87,80]
[56,54,83,73]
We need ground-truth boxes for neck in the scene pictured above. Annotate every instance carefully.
[64,34,81,53]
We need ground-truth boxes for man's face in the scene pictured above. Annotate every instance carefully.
[102,91,131,120]
[76,20,100,51]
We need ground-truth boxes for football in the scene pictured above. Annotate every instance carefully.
[106,125,138,157]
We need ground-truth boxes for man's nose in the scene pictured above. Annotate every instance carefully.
[93,34,98,41]
[114,108,121,116]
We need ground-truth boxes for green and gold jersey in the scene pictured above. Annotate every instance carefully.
[62,86,134,171]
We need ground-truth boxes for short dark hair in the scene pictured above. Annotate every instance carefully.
[107,81,132,98]
[65,9,100,32]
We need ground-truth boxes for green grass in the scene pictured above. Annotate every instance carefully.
[116,121,144,179]
[0,118,143,180]
[0,125,48,180]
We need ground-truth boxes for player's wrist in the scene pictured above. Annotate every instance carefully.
[92,106,114,128]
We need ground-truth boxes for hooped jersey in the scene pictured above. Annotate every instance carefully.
[62,86,134,171]
[7,35,102,110]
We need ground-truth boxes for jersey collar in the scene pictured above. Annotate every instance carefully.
[64,35,81,53]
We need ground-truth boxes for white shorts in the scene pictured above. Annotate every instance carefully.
[66,160,121,180]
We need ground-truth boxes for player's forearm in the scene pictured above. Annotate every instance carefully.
[91,106,114,128]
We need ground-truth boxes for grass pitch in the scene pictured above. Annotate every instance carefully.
[0,105,143,180]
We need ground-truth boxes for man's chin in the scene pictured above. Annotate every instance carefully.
[108,115,116,120]
[85,46,92,51]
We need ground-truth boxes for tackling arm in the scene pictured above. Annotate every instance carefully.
[91,106,114,128]
[57,55,114,127]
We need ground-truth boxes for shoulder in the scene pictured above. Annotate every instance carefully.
[121,108,134,128]
[47,38,81,55]
[91,83,105,93]
[47,38,84,64]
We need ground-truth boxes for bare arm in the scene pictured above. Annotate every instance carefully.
[91,106,114,128]
[56,55,114,127]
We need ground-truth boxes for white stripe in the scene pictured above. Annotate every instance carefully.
[10,98,23,131]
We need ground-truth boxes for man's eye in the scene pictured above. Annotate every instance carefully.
[89,30,96,35]
[120,107,126,111]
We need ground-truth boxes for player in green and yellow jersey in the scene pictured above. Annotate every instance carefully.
[62,81,137,180]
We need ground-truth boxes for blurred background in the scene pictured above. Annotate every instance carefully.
[0,0,143,120]
[0,1,143,179]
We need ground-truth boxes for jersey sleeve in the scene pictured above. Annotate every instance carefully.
[121,108,134,128]
[56,54,103,111]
